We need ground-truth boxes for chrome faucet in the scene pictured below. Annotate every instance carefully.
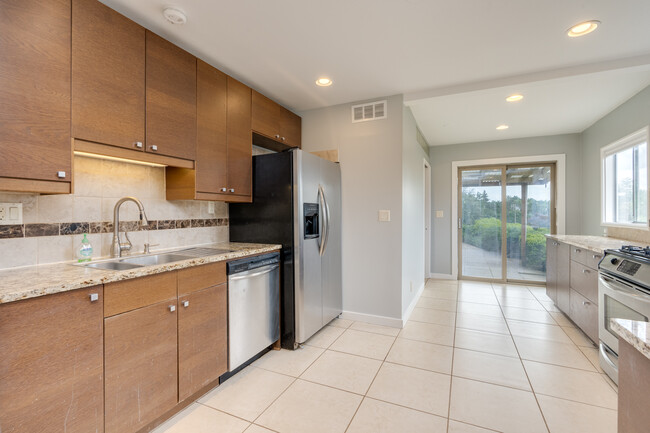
[111,197,149,257]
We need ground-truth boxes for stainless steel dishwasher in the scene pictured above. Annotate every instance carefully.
[227,252,281,371]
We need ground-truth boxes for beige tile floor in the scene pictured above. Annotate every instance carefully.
[153,279,618,433]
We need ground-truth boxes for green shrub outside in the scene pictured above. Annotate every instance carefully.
[463,217,549,271]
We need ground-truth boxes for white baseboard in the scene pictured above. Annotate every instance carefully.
[402,282,425,327]
[428,273,456,280]
[339,311,403,329]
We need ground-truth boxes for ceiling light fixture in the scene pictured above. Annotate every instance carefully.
[567,20,600,37]
[506,94,524,102]
[162,7,187,25]
[496,124,509,130]
[315,77,333,87]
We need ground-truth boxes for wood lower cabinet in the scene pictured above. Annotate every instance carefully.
[146,31,197,161]
[618,339,650,433]
[0,0,71,193]
[72,0,145,152]
[104,300,178,433]
[556,241,571,314]
[178,283,228,400]
[252,90,301,149]
[569,288,598,342]
[0,286,104,433]
[546,239,558,303]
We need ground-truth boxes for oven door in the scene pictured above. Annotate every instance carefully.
[598,273,650,354]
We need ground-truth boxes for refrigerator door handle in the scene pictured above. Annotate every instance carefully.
[318,184,331,256]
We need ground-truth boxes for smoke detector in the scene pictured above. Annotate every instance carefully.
[163,7,187,25]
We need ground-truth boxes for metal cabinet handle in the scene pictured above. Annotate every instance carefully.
[229,188,235,193]
[554,241,559,246]
[221,187,227,192]
[89,293,99,302]
[281,136,286,141]
[575,248,581,253]
[583,301,591,306]
[274,134,280,139]
[150,145,158,151]
[57,171,66,179]
[182,301,189,308]
[134,141,143,149]
[169,305,176,312]
[582,269,590,274]
[593,254,602,259]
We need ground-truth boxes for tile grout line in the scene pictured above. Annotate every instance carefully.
[445,278,460,433]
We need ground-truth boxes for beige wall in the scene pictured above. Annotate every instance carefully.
[0,156,228,269]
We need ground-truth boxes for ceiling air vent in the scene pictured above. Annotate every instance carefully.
[351,100,387,123]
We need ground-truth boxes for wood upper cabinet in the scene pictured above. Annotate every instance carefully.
[195,60,228,194]
[166,71,251,202]
[72,0,145,152]
[227,77,253,198]
[0,286,104,433]
[104,300,178,433]
[178,283,228,401]
[252,90,301,148]
[0,0,71,193]
[146,31,197,161]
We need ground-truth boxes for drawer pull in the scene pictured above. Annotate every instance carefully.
[150,145,158,151]
[89,293,99,302]
[221,187,227,192]
[582,269,590,274]
[169,305,176,312]
[592,254,602,259]
[229,188,235,193]
[575,248,581,253]
[583,301,591,306]
[134,141,143,149]
[182,300,189,308]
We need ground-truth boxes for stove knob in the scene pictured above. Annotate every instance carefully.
[610,258,619,265]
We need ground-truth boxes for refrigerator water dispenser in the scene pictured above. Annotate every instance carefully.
[303,203,319,239]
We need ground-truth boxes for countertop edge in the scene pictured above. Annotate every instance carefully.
[545,234,641,254]
[611,318,650,361]
[0,243,282,305]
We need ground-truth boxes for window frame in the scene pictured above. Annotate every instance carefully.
[600,126,650,229]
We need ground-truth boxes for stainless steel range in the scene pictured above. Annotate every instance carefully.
[598,246,650,384]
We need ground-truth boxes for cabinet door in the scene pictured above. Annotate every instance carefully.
[545,239,557,303]
[252,90,282,139]
[146,31,197,161]
[104,300,178,433]
[569,288,598,343]
[196,60,228,194]
[280,107,302,148]
[556,242,571,313]
[0,0,71,184]
[0,286,104,433]
[227,77,252,198]
[178,284,228,401]
[72,0,145,151]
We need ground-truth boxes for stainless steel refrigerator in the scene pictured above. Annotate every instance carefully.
[229,149,342,349]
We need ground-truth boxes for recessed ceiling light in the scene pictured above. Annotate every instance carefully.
[315,77,333,87]
[496,124,509,130]
[506,94,524,102]
[567,20,600,37]
[163,7,187,25]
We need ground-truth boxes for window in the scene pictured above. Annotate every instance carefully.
[601,127,649,227]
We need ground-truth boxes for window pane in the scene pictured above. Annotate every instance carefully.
[605,154,615,223]
[616,147,634,223]
[636,143,647,223]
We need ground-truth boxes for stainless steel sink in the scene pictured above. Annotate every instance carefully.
[176,247,235,257]
[119,253,192,267]
[83,261,143,271]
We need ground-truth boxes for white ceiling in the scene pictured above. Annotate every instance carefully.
[99,0,650,145]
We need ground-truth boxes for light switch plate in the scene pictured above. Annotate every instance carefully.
[208,201,215,214]
[0,203,23,225]
[435,210,444,218]
[378,210,391,222]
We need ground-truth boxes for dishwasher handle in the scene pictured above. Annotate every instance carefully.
[229,264,279,281]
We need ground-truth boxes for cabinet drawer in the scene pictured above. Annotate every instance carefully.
[104,272,177,317]
[570,260,598,303]
[177,261,227,295]
[569,289,598,343]
[586,250,604,270]
[570,245,588,266]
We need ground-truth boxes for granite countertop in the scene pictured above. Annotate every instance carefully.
[0,242,281,304]
[545,234,644,254]
[611,318,650,361]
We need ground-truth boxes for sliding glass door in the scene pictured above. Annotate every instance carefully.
[459,163,555,283]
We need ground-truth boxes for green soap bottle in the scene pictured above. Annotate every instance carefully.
[77,233,93,262]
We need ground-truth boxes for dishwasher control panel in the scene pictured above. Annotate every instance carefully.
[227,252,280,274]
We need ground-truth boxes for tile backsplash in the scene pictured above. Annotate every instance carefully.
[0,156,228,270]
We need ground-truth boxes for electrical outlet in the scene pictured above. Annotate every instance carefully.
[0,203,22,225]
[208,201,215,215]
[378,210,391,222]
[435,210,444,218]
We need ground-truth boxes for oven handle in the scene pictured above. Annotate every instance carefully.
[599,342,618,370]
[599,274,643,297]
